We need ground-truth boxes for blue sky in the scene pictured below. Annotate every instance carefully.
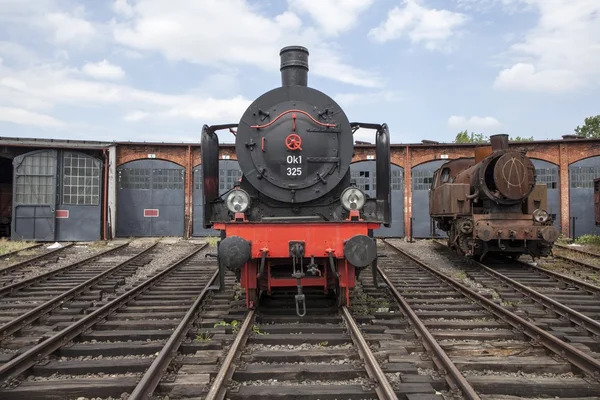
[0,0,598,144]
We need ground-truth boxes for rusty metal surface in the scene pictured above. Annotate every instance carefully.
[493,152,536,201]
[205,309,256,400]
[341,306,399,400]
[473,214,559,242]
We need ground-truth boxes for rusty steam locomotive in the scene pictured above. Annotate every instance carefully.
[201,46,391,315]
[429,134,559,259]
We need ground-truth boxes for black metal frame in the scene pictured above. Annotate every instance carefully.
[350,122,391,227]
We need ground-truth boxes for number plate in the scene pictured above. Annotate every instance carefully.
[286,155,304,177]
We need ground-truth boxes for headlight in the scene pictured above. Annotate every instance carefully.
[226,189,250,213]
[533,209,549,223]
[341,187,366,211]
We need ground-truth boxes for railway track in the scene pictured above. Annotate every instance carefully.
[0,242,221,399]
[376,239,600,398]
[0,242,77,287]
[0,241,159,346]
[545,243,600,284]
[201,289,405,400]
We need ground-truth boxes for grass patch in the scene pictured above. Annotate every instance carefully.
[206,236,220,247]
[575,235,600,246]
[0,238,34,256]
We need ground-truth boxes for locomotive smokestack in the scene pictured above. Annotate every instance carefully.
[280,46,309,87]
[490,134,509,151]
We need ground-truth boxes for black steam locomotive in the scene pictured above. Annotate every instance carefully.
[201,46,391,315]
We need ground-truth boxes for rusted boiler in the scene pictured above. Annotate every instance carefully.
[429,134,559,258]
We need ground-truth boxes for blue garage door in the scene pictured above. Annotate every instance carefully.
[350,161,404,237]
[531,159,560,231]
[12,150,102,241]
[569,157,600,238]
[117,159,185,237]
[412,160,447,238]
[192,160,242,236]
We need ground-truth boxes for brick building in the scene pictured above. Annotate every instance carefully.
[1,136,599,241]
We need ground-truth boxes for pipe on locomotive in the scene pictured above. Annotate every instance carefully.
[280,46,309,87]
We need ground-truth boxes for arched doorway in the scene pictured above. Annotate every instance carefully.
[531,159,560,230]
[192,160,242,236]
[411,160,447,238]
[12,150,102,241]
[569,156,600,237]
[350,161,404,237]
[117,159,185,237]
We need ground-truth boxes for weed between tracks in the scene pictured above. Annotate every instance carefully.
[0,238,33,256]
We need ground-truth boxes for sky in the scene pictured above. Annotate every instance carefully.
[0,0,598,145]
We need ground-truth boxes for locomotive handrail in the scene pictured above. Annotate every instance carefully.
[250,109,337,129]
[207,123,238,132]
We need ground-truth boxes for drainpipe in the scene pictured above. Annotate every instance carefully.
[102,148,109,241]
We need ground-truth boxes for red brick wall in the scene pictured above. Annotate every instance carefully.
[117,140,600,238]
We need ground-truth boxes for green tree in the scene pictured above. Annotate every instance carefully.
[574,115,600,138]
[454,130,488,143]
[510,136,534,142]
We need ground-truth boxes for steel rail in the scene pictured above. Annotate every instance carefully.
[552,253,600,273]
[204,309,256,400]
[341,306,398,400]
[0,243,74,278]
[382,239,600,379]
[0,244,207,382]
[128,267,219,400]
[0,242,159,340]
[0,243,44,259]
[0,242,130,297]
[517,259,600,297]
[554,243,600,258]
[470,258,600,338]
[376,267,480,400]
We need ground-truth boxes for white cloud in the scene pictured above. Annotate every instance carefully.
[0,61,251,127]
[287,0,374,36]
[112,0,134,17]
[0,106,65,127]
[493,0,600,93]
[335,91,401,107]
[369,0,467,50]
[112,0,381,87]
[82,60,126,80]
[44,12,96,44]
[124,110,149,122]
[448,115,501,131]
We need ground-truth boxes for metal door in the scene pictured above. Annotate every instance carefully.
[12,150,58,241]
[350,161,404,237]
[569,157,600,238]
[411,160,447,238]
[117,159,185,237]
[192,160,242,236]
[531,159,560,231]
[56,151,102,241]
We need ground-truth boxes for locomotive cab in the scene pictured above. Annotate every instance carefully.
[201,46,391,315]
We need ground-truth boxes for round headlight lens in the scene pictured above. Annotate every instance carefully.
[533,208,549,223]
[341,187,366,211]
[226,189,250,213]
